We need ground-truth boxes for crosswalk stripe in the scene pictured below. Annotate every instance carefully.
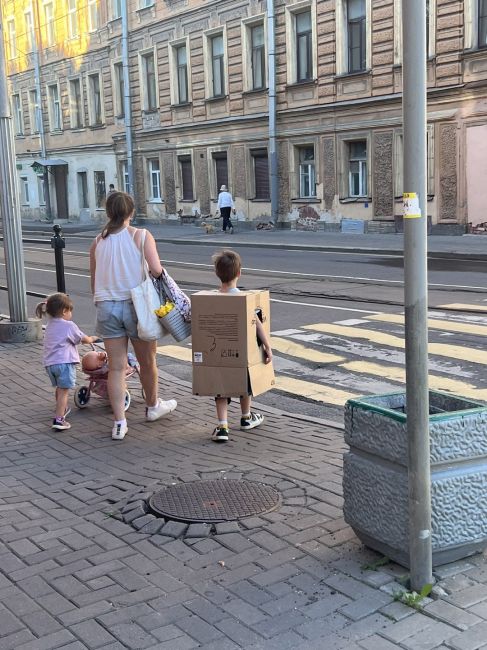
[438,303,487,313]
[342,360,487,402]
[156,344,354,406]
[303,323,487,365]
[275,375,356,405]
[366,312,487,337]
[157,345,192,362]
[271,337,344,364]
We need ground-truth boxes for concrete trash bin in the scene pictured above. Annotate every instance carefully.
[343,390,487,568]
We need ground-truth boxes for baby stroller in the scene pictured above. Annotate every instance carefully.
[74,343,143,411]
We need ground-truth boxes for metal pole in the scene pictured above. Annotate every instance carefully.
[0,20,28,323]
[50,224,66,293]
[33,0,52,221]
[268,0,279,224]
[402,0,433,591]
[121,0,135,200]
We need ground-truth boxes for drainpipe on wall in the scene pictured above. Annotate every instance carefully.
[268,0,279,223]
[33,0,52,221]
[121,0,135,207]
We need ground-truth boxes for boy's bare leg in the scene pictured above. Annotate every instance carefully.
[215,398,229,423]
[55,388,69,419]
[240,395,251,416]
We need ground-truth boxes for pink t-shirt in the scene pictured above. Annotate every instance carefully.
[43,318,85,367]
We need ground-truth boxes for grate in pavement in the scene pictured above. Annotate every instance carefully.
[148,479,281,523]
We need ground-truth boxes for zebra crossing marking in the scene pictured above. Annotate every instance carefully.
[366,312,487,337]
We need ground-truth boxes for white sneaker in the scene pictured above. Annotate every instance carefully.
[146,398,177,422]
[112,421,128,440]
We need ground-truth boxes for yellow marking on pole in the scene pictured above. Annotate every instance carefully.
[275,375,356,405]
[366,312,487,338]
[156,345,192,362]
[271,337,344,364]
[342,360,487,402]
[303,323,487,365]
[438,303,487,314]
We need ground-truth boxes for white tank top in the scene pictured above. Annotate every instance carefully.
[93,227,145,302]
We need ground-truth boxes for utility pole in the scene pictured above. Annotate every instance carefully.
[402,1,433,591]
[121,0,135,201]
[268,0,278,224]
[33,0,52,221]
[0,20,28,323]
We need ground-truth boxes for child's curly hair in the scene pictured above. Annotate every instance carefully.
[35,293,73,319]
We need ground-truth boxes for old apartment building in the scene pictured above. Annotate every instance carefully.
[3,1,487,231]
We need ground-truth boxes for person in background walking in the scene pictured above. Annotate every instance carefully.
[107,184,116,197]
[89,191,177,441]
[216,185,235,234]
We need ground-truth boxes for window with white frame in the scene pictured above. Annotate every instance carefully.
[210,33,225,97]
[147,159,161,200]
[141,52,157,111]
[394,129,435,197]
[285,3,316,85]
[25,10,34,52]
[77,172,89,208]
[44,2,55,46]
[347,0,366,72]
[38,176,46,205]
[394,0,436,63]
[88,74,102,125]
[140,0,154,7]
[114,62,125,117]
[48,84,62,131]
[121,161,130,193]
[348,141,367,197]
[298,146,316,198]
[69,78,83,128]
[111,0,122,19]
[20,177,30,204]
[29,89,40,133]
[7,18,16,59]
[94,171,106,208]
[68,0,78,39]
[175,44,189,104]
[296,10,313,82]
[251,23,266,89]
[12,94,23,135]
[480,0,487,47]
[88,0,98,32]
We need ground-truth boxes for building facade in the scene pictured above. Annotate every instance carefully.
[3,0,487,232]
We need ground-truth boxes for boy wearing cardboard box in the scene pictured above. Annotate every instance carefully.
[191,250,273,443]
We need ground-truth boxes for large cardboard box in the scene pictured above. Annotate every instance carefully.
[191,290,275,398]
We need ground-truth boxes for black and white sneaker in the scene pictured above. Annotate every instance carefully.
[212,426,229,443]
[240,412,264,430]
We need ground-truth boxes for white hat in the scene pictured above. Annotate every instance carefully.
[220,185,228,191]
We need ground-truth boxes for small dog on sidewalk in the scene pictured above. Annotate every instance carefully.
[201,222,215,234]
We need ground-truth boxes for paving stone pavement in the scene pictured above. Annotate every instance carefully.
[2,341,487,650]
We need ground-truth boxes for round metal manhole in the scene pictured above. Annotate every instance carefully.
[148,479,281,523]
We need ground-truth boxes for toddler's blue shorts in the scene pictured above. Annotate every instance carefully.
[46,363,77,389]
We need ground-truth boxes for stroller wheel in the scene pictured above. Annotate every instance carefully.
[124,389,131,411]
[74,386,90,409]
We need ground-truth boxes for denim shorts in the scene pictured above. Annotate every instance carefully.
[95,300,139,340]
[46,363,77,389]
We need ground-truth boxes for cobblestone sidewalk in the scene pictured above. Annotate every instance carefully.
[1,341,487,650]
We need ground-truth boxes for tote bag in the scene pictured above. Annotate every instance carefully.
[130,230,165,341]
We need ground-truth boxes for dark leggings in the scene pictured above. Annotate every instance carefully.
[221,207,233,231]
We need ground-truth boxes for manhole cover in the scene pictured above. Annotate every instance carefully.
[148,479,281,523]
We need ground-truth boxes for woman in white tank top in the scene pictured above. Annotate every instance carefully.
[89,192,177,441]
